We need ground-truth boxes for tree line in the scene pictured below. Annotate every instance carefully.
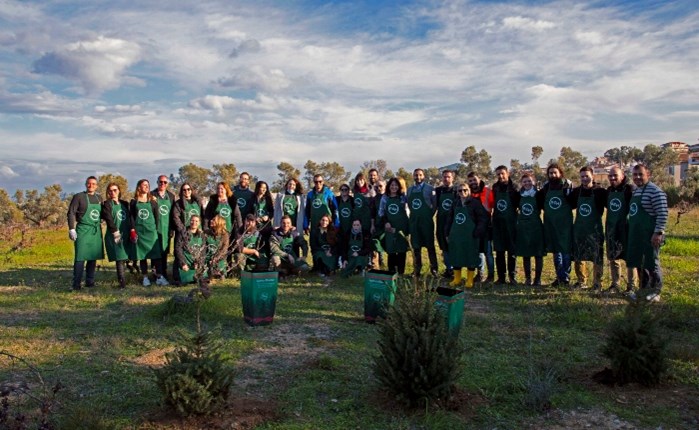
[1,144,696,230]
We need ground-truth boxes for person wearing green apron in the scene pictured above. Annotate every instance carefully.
[378,178,410,274]
[492,166,519,285]
[270,215,310,276]
[371,180,386,269]
[172,183,203,285]
[435,169,456,279]
[253,180,274,233]
[175,215,206,284]
[101,182,132,289]
[626,164,668,302]
[340,219,372,277]
[273,178,305,229]
[569,167,607,289]
[205,215,230,279]
[337,184,354,242]
[234,172,255,219]
[407,169,438,277]
[129,179,162,286]
[204,182,243,275]
[604,167,637,293]
[304,175,339,272]
[537,164,574,287]
[515,174,545,286]
[67,176,103,290]
[236,214,270,272]
[352,173,374,237]
[311,214,339,275]
[151,175,176,286]
[446,184,488,288]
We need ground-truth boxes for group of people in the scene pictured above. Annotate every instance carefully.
[68,163,667,301]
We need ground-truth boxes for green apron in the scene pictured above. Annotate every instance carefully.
[448,204,479,268]
[573,193,604,262]
[133,201,162,260]
[155,194,172,251]
[626,187,656,270]
[206,235,227,273]
[254,198,269,229]
[605,190,628,260]
[75,194,104,261]
[282,194,298,226]
[543,189,573,254]
[235,187,254,218]
[215,200,233,233]
[337,198,353,234]
[310,191,331,229]
[384,196,409,253]
[342,232,368,275]
[277,234,307,268]
[182,199,201,227]
[492,189,517,253]
[180,233,204,284]
[241,231,268,270]
[104,200,130,262]
[408,186,434,249]
[353,194,372,233]
[516,195,544,258]
[436,189,454,249]
[312,230,337,269]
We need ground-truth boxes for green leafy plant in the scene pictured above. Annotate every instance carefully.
[602,300,669,386]
[373,277,462,408]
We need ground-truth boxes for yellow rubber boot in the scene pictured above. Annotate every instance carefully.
[465,269,475,289]
[449,269,462,287]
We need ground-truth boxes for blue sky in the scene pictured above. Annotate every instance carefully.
[1,0,698,192]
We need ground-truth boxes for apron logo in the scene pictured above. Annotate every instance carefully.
[351,245,361,252]
[312,199,323,209]
[219,207,231,218]
[496,200,508,212]
[441,199,453,211]
[354,197,363,208]
[138,209,150,220]
[578,204,592,217]
[372,293,382,301]
[322,244,331,251]
[188,208,199,218]
[237,198,247,208]
[521,203,533,216]
[259,292,270,303]
[257,208,266,217]
[549,197,562,210]
[284,202,294,213]
[388,204,399,215]
[159,205,169,216]
[89,209,100,221]
[341,207,351,218]
[411,199,422,210]
[629,203,638,217]
[455,212,466,225]
[609,198,622,212]
[284,244,293,253]
[116,210,125,221]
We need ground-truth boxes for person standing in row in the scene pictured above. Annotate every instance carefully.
[67,176,104,290]
[101,182,131,289]
[352,172,375,237]
[252,180,274,234]
[151,175,175,286]
[435,169,456,279]
[336,183,354,243]
[627,164,668,302]
[371,180,386,269]
[273,178,305,229]
[515,174,545,286]
[568,166,607,290]
[234,172,255,219]
[378,177,410,275]
[445,183,488,288]
[605,166,636,293]
[537,163,574,287]
[304,174,339,251]
[175,215,206,285]
[407,168,438,277]
[467,172,495,283]
[130,179,163,286]
[172,183,203,285]
[492,166,519,285]
[205,182,243,275]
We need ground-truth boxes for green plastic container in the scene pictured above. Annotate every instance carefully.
[241,270,279,326]
[364,270,397,323]
[435,287,465,336]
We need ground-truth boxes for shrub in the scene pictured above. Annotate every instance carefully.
[373,278,463,408]
[602,300,669,386]
[521,362,558,412]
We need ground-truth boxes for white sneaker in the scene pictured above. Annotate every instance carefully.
[142,276,151,287]
[645,292,661,302]
[156,276,169,286]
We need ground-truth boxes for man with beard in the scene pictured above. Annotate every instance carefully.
[270,215,310,276]
[435,169,456,278]
[67,176,103,290]
[491,166,519,285]
[234,172,255,219]
[407,168,438,277]
[604,166,636,293]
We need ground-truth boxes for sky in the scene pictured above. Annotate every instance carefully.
[1,0,698,193]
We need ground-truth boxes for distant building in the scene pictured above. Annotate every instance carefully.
[590,156,618,184]
[662,142,690,185]
[689,143,699,168]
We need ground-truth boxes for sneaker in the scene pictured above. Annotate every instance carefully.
[592,284,601,291]
[602,284,619,294]
[645,292,661,302]
[142,276,151,287]
[155,276,169,286]
[623,289,636,301]
[571,282,587,289]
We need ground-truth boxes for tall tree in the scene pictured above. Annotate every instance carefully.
[170,163,211,196]
[460,146,493,180]
[0,188,22,224]
[15,184,67,228]
[209,163,238,193]
[509,159,523,182]
[359,159,390,179]
[395,167,414,189]
[604,145,644,169]
[423,167,442,187]
[303,160,351,191]
[557,146,589,181]
[97,174,131,200]
[531,146,544,164]
[530,146,546,184]
[272,162,301,193]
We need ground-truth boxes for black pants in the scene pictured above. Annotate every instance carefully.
[412,245,438,275]
[115,260,126,287]
[387,253,407,275]
[72,260,96,289]
[495,251,516,281]
[522,256,543,282]
[151,251,168,278]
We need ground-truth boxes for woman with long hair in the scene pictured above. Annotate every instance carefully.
[273,178,305,229]
[311,214,339,276]
[204,182,243,275]
[101,182,132,288]
[172,182,203,285]
[352,172,374,236]
[253,180,274,234]
[377,177,410,274]
[205,215,230,278]
[129,179,163,286]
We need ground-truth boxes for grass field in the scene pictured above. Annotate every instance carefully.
[1,210,698,429]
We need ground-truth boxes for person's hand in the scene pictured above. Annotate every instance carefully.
[182,264,189,272]
[288,255,295,264]
[325,250,332,257]
[113,231,122,244]
[651,232,664,248]
[68,229,77,241]
[352,251,358,257]
[304,228,309,235]
[253,249,260,257]
[342,261,348,268]
[130,229,138,243]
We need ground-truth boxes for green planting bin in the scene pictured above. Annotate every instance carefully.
[435,287,465,336]
[364,270,397,323]
[241,270,279,326]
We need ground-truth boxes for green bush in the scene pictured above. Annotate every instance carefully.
[373,278,463,408]
[602,300,669,386]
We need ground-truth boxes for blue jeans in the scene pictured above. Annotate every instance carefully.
[553,252,571,283]
[479,240,494,277]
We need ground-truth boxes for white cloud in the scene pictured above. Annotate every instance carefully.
[502,16,556,31]
[0,165,18,178]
